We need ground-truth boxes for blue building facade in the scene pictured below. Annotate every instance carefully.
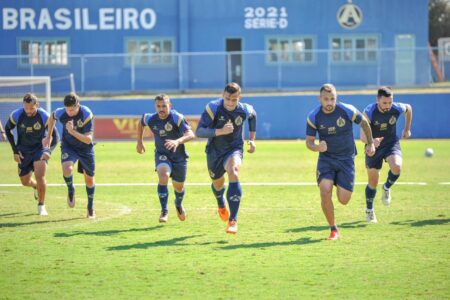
[0,0,429,93]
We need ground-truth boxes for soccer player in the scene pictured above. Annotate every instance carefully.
[196,82,257,234]
[306,83,375,240]
[0,120,7,141]
[360,86,413,223]
[136,94,195,223]
[43,93,96,219]
[5,93,58,215]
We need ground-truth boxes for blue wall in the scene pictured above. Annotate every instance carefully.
[34,92,450,139]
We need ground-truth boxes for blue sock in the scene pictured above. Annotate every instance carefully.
[330,225,338,231]
[226,181,242,221]
[174,190,185,207]
[157,184,169,213]
[63,175,75,195]
[211,184,226,208]
[86,185,95,210]
[384,170,400,189]
[365,185,377,210]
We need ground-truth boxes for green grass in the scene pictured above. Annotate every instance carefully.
[1,140,449,299]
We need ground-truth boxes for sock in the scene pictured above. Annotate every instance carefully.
[226,181,242,221]
[384,170,400,189]
[365,185,377,210]
[63,175,75,196]
[158,184,169,213]
[330,225,338,232]
[211,184,226,208]
[174,190,185,207]
[86,185,95,210]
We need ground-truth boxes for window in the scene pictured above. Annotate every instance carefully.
[266,36,315,64]
[126,38,174,66]
[331,36,379,63]
[19,39,68,66]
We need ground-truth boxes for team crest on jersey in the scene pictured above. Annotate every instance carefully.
[164,123,173,132]
[159,155,167,161]
[77,120,84,128]
[235,116,243,126]
[336,117,346,127]
[209,170,215,178]
[389,116,397,125]
[20,123,26,128]
[61,152,69,160]
[33,122,42,130]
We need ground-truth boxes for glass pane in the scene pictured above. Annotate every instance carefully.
[280,40,289,62]
[332,38,341,62]
[356,39,365,61]
[21,41,30,64]
[127,41,137,65]
[304,39,312,61]
[267,39,278,62]
[332,38,341,49]
[31,42,41,65]
[292,39,303,62]
[343,39,353,61]
[163,40,172,63]
[58,41,67,65]
[151,41,161,64]
[368,38,377,61]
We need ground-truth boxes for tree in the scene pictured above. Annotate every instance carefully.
[429,0,450,46]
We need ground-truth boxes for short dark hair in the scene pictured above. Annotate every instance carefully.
[23,93,38,104]
[64,92,80,107]
[319,83,336,94]
[154,94,170,102]
[224,82,241,95]
[377,86,393,98]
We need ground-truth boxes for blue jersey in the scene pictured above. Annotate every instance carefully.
[53,105,94,151]
[141,110,191,162]
[306,102,363,159]
[7,108,50,153]
[197,98,257,156]
[363,102,408,147]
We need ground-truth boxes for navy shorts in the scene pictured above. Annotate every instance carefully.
[155,153,187,183]
[206,149,243,180]
[317,156,355,192]
[61,145,95,176]
[366,141,402,170]
[17,149,47,177]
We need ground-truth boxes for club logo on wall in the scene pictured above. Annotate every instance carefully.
[337,0,363,29]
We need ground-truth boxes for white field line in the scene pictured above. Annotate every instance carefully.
[0,181,432,187]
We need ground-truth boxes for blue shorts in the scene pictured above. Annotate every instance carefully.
[17,149,47,177]
[155,152,187,183]
[61,145,95,176]
[317,156,355,192]
[206,149,243,180]
[366,141,402,170]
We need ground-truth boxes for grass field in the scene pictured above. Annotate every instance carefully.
[0,140,449,299]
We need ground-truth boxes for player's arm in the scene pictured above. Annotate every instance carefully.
[43,113,56,148]
[66,120,92,144]
[360,117,375,156]
[247,109,257,153]
[402,104,413,138]
[305,135,327,152]
[136,120,146,154]
[4,120,23,163]
[0,120,6,141]
[165,129,195,152]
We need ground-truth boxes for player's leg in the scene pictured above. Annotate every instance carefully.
[18,154,38,200]
[207,152,229,221]
[156,162,171,223]
[381,154,402,205]
[33,159,48,216]
[317,158,339,240]
[335,158,356,206]
[79,151,96,219]
[171,161,187,221]
[224,152,243,234]
[62,160,76,207]
[365,168,380,223]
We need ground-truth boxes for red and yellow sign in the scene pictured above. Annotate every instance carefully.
[94,116,200,140]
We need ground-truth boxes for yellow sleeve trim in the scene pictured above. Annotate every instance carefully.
[206,105,214,121]
[82,114,93,127]
[351,110,357,122]
[9,115,16,126]
[363,112,371,123]
[307,118,316,129]
[177,116,183,127]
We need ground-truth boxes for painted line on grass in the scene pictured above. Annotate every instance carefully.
[0,181,433,187]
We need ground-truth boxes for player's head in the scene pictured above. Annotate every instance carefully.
[22,93,39,117]
[223,82,241,111]
[377,86,393,113]
[154,94,171,119]
[63,92,81,117]
[318,83,337,113]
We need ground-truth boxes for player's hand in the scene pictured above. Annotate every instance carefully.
[42,136,52,148]
[318,140,327,152]
[164,139,180,152]
[1,133,6,141]
[373,137,384,148]
[136,141,145,154]
[66,120,75,134]
[40,152,51,161]
[365,143,376,157]
[14,152,24,163]
[402,129,411,139]
[247,140,256,153]
[216,120,234,136]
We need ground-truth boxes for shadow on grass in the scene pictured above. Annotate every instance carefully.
[106,234,203,251]
[0,217,84,228]
[219,237,322,250]
[286,221,368,233]
[391,218,450,227]
[0,212,22,218]
[54,225,162,237]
